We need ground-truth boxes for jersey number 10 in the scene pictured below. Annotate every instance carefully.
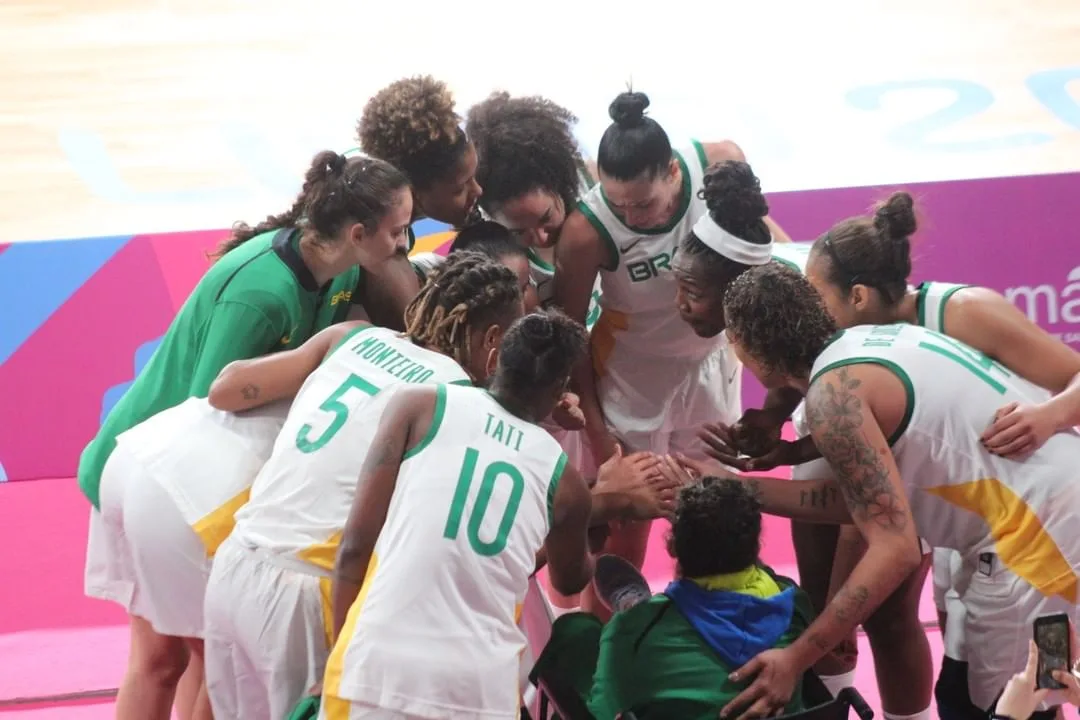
[444,447,525,557]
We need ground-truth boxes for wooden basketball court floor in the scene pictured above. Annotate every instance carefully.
[2,0,1080,243]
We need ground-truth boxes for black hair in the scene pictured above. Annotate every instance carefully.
[214,151,409,258]
[466,92,583,216]
[672,480,762,577]
[448,221,526,262]
[812,191,917,307]
[404,251,522,373]
[680,161,772,285]
[495,309,588,402]
[596,91,673,181]
[723,263,837,379]
[357,75,469,191]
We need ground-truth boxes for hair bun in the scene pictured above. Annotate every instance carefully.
[519,312,554,350]
[701,161,769,227]
[608,92,650,128]
[873,191,917,241]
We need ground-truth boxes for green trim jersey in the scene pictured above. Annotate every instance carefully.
[577,141,715,358]
[230,326,471,574]
[770,242,813,274]
[915,281,973,333]
[325,384,567,718]
[78,228,360,509]
[809,324,1080,603]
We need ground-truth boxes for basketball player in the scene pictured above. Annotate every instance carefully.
[100,398,288,720]
[552,90,790,617]
[319,311,670,720]
[199,253,520,720]
[410,220,540,313]
[714,263,1080,720]
[702,193,1080,720]
[80,150,415,720]
[465,91,601,318]
[358,75,482,230]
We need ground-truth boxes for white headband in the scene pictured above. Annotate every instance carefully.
[692,213,773,265]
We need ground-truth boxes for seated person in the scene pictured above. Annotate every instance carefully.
[533,479,815,720]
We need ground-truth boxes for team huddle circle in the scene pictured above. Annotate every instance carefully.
[80,76,1080,720]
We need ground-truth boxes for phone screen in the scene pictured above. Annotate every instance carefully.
[1035,616,1070,690]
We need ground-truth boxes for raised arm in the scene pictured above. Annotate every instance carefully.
[543,460,596,596]
[208,321,367,412]
[722,365,922,718]
[703,141,791,243]
[946,289,1080,456]
[330,385,435,640]
[552,210,619,461]
[353,251,420,331]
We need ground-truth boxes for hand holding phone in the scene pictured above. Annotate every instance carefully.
[1034,613,1071,690]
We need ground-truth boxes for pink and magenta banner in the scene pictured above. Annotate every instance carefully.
[1,173,1078,483]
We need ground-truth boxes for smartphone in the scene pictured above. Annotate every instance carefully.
[1034,613,1071,690]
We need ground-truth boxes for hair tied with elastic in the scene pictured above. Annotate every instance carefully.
[519,313,554,348]
[327,152,348,175]
[608,91,650,129]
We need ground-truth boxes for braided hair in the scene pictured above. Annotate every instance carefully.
[404,251,523,373]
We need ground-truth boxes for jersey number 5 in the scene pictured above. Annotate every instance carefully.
[295,374,380,453]
[444,447,525,557]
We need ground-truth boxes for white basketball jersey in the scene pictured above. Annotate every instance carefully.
[116,397,289,554]
[771,242,813,274]
[326,384,566,719]
[578,142,718,359]
[811,324,1080,602]
[231,326,471,574]
[914,281,972,333]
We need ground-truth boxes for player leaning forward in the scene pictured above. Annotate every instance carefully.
[711,263,1080,719]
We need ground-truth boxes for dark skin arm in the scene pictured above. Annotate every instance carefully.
[351,250,419,331]
[945,289,1080,456]
[543,462,596,596]
[208,321,368,412]
[722,366,922,719]
[552,210,619,461]
[330,385,435,640]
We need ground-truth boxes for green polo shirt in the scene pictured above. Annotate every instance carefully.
[77,228,360,509]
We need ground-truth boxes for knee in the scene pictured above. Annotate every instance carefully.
[813,633,859,675]
[863,600,924,641]
[132,634,189,685]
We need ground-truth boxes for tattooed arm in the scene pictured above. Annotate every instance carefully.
[208,321,368,411]
[785,365,922,668]
[330,385,435,640]
[676,455,850,523]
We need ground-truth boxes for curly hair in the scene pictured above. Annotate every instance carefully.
[813,191,918,306]
[404,251,522,373]
[466,92,583,215]
[681,160,772,285]
[723,263,837,379]
[672,479,762,577]
[212,151,408,259]
[497,309,588,396]
[357,75,467,190]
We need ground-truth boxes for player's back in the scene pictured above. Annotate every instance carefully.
[327,383,566,719]
[231,325,471,574]
[812,324,1080,600]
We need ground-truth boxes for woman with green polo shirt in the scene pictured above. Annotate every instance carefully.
[80,150,414,720]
